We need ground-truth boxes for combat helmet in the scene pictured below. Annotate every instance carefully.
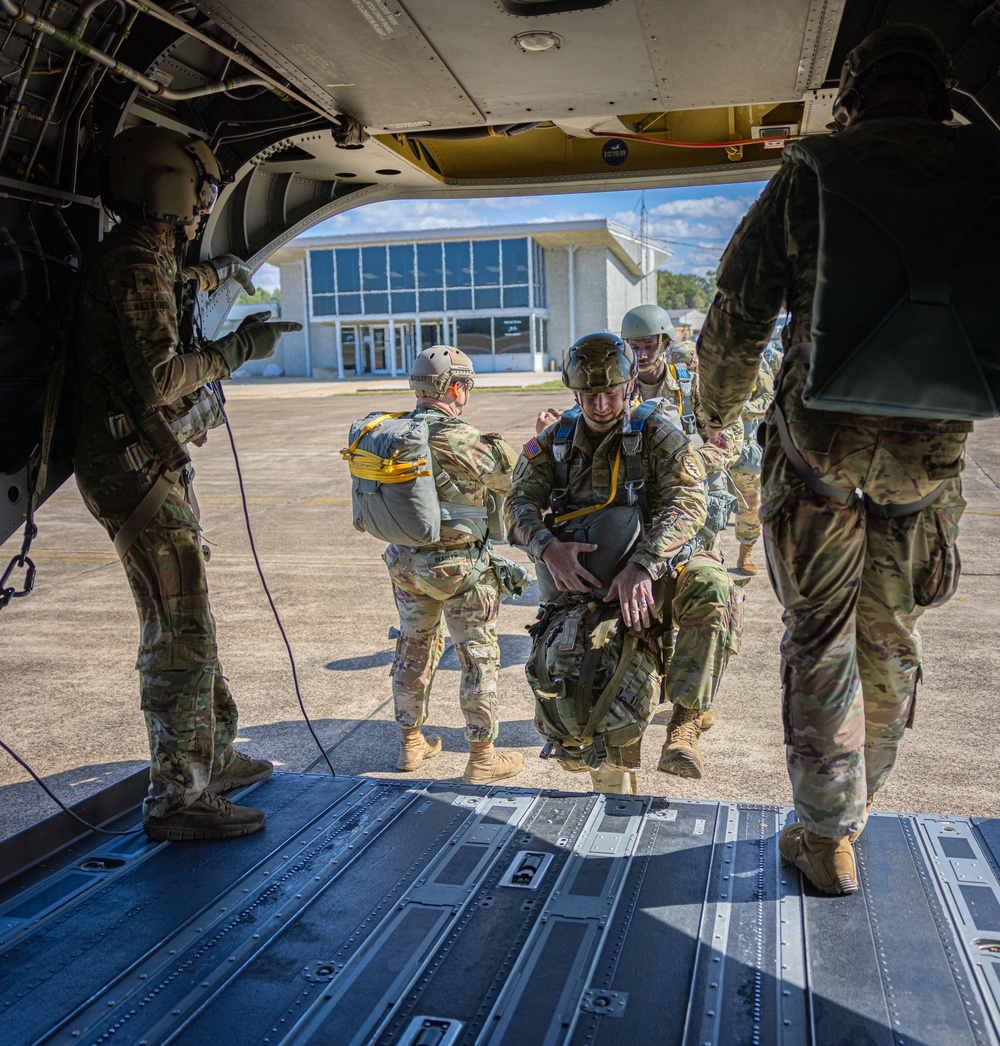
[104,126,223,225]
[409,345,476,396]
[562,332,637,391]
[621,303,676,343]
[833,23,952,127]
[671,340,697,367]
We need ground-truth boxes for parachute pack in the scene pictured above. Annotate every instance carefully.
[342,410,495,546]
[784,126,1000,420]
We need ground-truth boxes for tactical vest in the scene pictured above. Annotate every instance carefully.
[784,127,1000,420]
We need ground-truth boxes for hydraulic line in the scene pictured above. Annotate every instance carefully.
[591,129,799,149]
[0,0,46,165]
[0,0,279,104]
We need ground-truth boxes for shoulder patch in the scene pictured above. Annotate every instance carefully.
[646,414,691,459]
[523,436,543,459]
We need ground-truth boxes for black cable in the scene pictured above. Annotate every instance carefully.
[222,406,337,777]
[0,738,138,836]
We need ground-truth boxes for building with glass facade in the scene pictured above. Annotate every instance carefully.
[266,219,670,377]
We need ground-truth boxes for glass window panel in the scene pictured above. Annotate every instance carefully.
[474,286,501,310]
[335,248,361,293]
[473,239,500,286]
[418,288,444,312]
[444,240,471,287]
[337,293,361,315]
[389,244,416,289]
[421,322,442,349]
[310,250,335,294]
[361,245,388,291]
[313,295,337,316]
[416,242,443,287]
[456,317,492,355]
[363,292,389,315]
[502,238,528,283]
[391,291,416,313]
[533,241,547,307]
[495,316,531,353]
[447,287,472,310]
[503,284,529,308]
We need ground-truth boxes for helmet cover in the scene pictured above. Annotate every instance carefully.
[562,332,637,391]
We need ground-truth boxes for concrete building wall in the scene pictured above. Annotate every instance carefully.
[544,247,569,366]
[276,259,308,376]
[574,247,611,338]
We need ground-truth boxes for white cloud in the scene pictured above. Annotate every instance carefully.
[649,194,756,219]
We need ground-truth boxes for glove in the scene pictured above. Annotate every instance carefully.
[213,320,303,375]
[180,253,255,295]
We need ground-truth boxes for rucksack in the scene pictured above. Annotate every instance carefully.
[342,410,491,546]
[526,597,662,769]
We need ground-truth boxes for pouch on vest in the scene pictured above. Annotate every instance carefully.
[343,411,441,545]
[784,128,1000,420]
[534,504,642,602]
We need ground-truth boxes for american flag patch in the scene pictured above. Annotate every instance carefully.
[523,437,542,459]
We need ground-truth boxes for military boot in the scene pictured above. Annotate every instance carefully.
[737,542,758,575]
[208,750,274,794]
[397,726,443,771]
[698,709,715,732]
[143,791,266,841]
[658,705,705,779]
[779,823,858,895]
[462,741,524,785]
[848,793,877,844]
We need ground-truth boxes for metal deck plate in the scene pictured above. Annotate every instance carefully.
[1,772,999,1045]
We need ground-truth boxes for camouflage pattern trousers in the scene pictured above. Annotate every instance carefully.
[731,467,762,544]
[664,549,743,712]
[81,479,239,818]
[761,420,966,839]
[384,543,501,743]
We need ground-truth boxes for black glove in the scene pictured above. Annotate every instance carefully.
[213,319,303,375]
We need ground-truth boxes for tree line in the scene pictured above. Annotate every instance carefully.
[657,271,717,310]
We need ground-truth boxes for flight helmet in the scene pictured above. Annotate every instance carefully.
[105,126,223,225]
[832,23,952,127]
[409,345,476,396]
[562,332,637,392]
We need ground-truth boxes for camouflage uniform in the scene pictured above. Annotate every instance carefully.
[507,402,728,765]
[731,363,775,545]
[698,107,970,839]
[72,221,240,819]
[385,408,515,743]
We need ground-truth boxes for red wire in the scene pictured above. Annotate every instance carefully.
[592,130,798,149]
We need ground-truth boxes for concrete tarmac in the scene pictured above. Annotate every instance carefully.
[2,379,998,843]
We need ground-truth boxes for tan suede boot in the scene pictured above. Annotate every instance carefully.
[697,709,715,732]
[462,741,524,785]
[397,726,443,771]
[737,542,758,575]
[657,705,705,779]
[779,823,858,895]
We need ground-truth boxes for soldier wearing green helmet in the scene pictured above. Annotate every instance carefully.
[382,345,525,786]
[507,332,746,793]
[72,125,301,841]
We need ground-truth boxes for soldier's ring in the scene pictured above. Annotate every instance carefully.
[639,600,648,606]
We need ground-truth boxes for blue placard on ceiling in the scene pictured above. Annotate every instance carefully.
[601,138,629,166]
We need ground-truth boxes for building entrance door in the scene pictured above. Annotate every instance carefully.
[420,321,443,351]
[362,326,388,373]
[393,322,416,374]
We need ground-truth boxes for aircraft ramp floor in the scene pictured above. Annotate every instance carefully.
[3,772,1000,1046]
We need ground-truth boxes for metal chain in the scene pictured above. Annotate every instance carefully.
[0,519,38,609]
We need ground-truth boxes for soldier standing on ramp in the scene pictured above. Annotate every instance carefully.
[382,347,524,785]
[697,25,982,895]
[73,127,300,840]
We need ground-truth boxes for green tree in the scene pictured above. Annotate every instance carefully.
[235,286,280,305]
[657,271,717,310]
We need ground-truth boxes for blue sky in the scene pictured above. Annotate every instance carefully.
[254,179,767,291]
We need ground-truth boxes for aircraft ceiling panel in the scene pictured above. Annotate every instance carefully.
[196,0,485,130]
